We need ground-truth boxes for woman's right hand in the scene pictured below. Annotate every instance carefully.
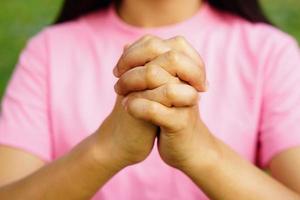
[94,95,158,171]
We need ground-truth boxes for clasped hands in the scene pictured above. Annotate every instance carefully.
[99,35,220,174]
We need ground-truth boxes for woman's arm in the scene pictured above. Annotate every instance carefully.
[0,146,46,187]
[270,147,300,194]
[0,133,118,200]
[0,93,157,199]
[181,125,300,200]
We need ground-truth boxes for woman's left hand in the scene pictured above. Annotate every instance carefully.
[114,35,300,200]
[114,35,220,171]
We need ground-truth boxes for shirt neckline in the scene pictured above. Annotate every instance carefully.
[106,2,211,35]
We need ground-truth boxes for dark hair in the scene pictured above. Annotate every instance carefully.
[55,0,271,24]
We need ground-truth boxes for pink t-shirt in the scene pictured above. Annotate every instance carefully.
[1,3,300,199]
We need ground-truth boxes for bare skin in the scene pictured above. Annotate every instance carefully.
[118,0,202,27]
[0,0,300,199]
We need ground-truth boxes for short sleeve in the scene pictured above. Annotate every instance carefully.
[0,32,52,162]
[258,36,300,167]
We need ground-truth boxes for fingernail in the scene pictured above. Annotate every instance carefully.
[204,80,210,91]
[123,44,130,52]
[114,83,119,94]
[113,67,119,77]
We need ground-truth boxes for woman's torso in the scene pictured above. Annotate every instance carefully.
[41,4,284,199]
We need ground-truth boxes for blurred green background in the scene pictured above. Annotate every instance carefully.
[0,0,300,99]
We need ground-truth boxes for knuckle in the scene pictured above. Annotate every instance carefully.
[141,34,154,41]
[145,64,159,87]
[166,50,180,64]
[165,83,177,101]
[146,102,159,118]
[173,36,187,47]
[144,38,161,53]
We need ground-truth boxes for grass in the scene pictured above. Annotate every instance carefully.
[0,0,299,99]
[0,0,61,99]
[261,0,300,40]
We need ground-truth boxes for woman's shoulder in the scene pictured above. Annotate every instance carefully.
[207,5,299,61]
[216,8,298,50]
[27,8,110,50]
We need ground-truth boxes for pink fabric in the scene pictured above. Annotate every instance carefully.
[1,3,300,199]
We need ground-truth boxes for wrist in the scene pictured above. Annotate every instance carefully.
[84,133,126,175]
[179,122,223,176]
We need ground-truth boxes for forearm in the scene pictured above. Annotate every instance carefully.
[0,134,120,200]
[183,127,300,200]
